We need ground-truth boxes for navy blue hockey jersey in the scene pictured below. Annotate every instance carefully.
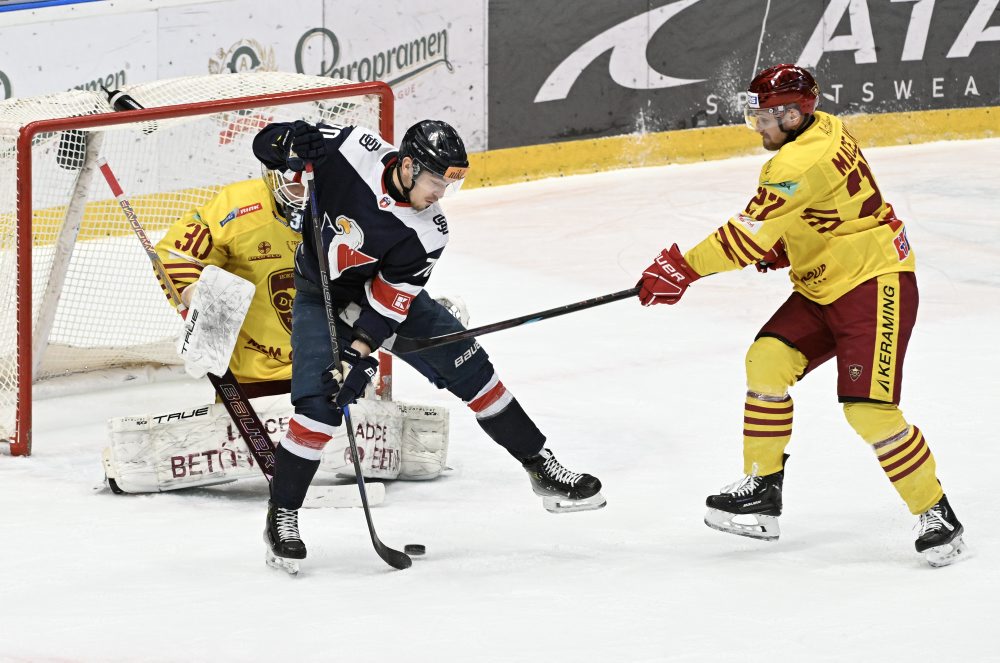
[253,124,449,348]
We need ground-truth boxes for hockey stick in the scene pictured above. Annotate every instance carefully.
[303,162,411,570]
[96,157,279,476]
[391,286,640,354]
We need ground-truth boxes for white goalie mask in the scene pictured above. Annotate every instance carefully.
[262,165,307,211]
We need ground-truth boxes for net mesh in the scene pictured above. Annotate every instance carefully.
[0,72,385,444]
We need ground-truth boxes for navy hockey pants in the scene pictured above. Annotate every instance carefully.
[290,276,495,422]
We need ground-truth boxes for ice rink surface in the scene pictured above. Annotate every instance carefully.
[2,138,998,662]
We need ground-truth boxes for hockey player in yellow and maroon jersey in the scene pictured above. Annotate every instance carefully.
[636,64,967,567]
[154,176,302,397]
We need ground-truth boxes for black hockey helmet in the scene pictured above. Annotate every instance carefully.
[398,119,469,183]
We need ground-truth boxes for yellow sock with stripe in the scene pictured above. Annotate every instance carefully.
[843,402,943,514]
[872,426,942,514]
[743,392,793,476]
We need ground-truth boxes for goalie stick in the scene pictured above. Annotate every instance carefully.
[304,162,412,571]
[97,156,279,477]
[391,286,640,353]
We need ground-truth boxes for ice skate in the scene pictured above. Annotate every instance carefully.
[264,501,306,575]
[916,494,969,568]
[704,458,786,541]
[521,448,606,513]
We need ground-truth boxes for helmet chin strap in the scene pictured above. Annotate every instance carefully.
[395,158,420,203]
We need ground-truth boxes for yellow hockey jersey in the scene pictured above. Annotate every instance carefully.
[684,111,915,304]
[154,179,300,382]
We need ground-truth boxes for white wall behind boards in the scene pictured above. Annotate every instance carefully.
[0,0,488,150]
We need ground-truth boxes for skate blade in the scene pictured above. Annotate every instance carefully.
[542,492,607,514]
[265,549,300,576]
[925,535,971,568]
[704,508,780,541]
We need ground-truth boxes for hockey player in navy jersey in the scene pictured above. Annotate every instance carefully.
[253,118,605,569]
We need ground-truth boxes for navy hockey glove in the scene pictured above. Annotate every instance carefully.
[286,120,326,171]
[321,347,379,410]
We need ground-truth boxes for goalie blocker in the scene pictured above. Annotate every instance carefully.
[103,394,449,496]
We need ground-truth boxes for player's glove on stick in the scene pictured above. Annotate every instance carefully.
[286,120,327,171]
[637,243,701,306]
[755,239,790,273]
[321,347,380,410]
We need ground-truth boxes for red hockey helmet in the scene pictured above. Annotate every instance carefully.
[744,64,819,130]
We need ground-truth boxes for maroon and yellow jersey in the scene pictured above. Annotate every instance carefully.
[684,111,915,304]
[154,179,300,382]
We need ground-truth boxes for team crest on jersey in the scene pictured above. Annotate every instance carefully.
[268,268,295,334]
[848,364,864,381]
[379,195,393,209]
[893,228,911,261]
[325,213,377,278]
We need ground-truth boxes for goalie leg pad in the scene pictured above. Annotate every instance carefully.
[397,401,450,480]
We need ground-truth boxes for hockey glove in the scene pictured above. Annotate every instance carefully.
[286,120,327,171]
[321,347,379,410]
[637,243,701,306]
[755,239,790,273]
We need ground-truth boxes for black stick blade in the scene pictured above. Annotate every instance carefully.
[377,543,413,570]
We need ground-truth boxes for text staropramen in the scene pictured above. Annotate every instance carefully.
[294,27,453,86]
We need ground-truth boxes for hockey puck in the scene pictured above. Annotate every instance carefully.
[404,544,425,556]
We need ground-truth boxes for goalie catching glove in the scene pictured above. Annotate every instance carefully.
[322,346,379,409]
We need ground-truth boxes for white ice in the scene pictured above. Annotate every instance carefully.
[2,138,998,662]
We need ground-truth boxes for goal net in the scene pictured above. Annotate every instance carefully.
[0,72,394,456]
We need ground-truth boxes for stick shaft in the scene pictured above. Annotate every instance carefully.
[392,286,640,354]
[303,163,411,570]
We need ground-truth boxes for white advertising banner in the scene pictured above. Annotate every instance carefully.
[0,11,158,100]
[0,0,487,151]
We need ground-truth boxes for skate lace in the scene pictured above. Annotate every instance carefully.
[275,508,301,542]
[721,474,760,497]
[543,454,582,486]
[917,507,953,537]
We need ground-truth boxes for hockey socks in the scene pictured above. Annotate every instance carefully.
[271,442,322,510]
[475,398,546,459]
[872,425,942,514]
[742,391,793,476]
[464,375,545,459]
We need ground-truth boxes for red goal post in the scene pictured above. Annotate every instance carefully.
[0,72,394,456]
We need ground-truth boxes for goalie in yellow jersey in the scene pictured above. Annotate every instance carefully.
[636,64,967,567]
[154,173,304,398]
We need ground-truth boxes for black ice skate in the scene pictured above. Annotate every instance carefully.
[915,494,969,568]
[264,501,306,575]
[704,457,787,541]
[521,448,606,514]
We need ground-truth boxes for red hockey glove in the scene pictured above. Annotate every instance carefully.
[755,240,790,273]
[637,244,701,306]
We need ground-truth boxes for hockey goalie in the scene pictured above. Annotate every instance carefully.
[102,169,462,505]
